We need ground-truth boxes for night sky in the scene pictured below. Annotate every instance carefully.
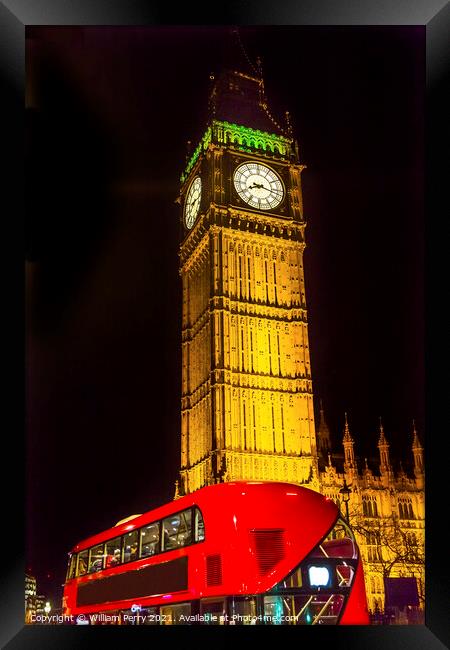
[25,26,424,605]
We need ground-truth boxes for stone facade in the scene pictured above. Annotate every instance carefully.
[317,407,425,613]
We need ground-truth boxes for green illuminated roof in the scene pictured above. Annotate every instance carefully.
[181,120,292,183]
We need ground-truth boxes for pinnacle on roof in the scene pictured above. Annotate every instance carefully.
[208,27,290,137]
[317,400,331,440]
[412,419,423,450]
[342,412,353,444]
[378,416,389,446]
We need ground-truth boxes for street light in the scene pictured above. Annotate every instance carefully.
[339,477,352,522]
[44,602,51,616]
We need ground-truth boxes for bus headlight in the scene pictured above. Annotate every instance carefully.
[308,565,331,587]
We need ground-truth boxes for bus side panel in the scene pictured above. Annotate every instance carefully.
[339,560,370,624]
[63,581,76,617]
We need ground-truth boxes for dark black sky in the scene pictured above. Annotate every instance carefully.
[25,26,424,604]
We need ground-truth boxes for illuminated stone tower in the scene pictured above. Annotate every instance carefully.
[177,56,318,495]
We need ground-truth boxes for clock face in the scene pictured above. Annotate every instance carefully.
[184,176,202,229]
[233,162,284,210]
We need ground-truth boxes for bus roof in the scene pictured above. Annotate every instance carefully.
[69,481,336,553]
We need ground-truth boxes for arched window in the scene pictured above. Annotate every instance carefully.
[373,500,378,517]
[399,499,414,520]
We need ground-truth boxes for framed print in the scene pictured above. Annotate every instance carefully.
[1,1,448,648]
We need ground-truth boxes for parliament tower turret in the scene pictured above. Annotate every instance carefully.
[177,38,318,495]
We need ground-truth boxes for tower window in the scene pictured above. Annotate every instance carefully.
[271,405,276,452]
[243,401,247,450]
[276,332,281,375]
[239,256,243,299]
[273,261,278,304]
[264,260,269,302]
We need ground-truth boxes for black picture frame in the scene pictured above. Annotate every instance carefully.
[2,1,448,648]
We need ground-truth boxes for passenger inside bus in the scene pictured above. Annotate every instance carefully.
[78,554,87,575]
[90,558,103,572]
[163,511,192,550]
[124,543,138,563]
[109,549,121,566]
[141,523,160,557]
[129,543,138,562]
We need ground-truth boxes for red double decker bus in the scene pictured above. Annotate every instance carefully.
[63,481,369,625]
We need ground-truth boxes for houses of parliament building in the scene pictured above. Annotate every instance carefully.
[175,40,425,614]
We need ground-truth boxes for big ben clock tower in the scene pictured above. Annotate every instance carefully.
[177,55,319,495]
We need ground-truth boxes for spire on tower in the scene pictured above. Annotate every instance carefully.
[342,412,356,473]
[378,416,388,446]
[363,456,373,479]
[412,419,423,450]
[343,411,352,443]
[209,28,289,137]
[411,419,424,483]
[377,417,393,483]
[317,399,331,456]
[229,27,260,78]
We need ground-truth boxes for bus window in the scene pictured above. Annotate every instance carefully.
[160,603,191,625]
[77,550,88,577]
[263,594,345,625]
[66,554,77,581]
[105,536,122,568]
[276,566,303,590]
[195,507,205,542]
[200,599,226,625]
[311,518,357,560]
[263,596,284,625]
[229,596,257,625]
[123,530,139,563]
[139,606,159,625]
[162,509,192,551]
[140,523,160,558]
[88,543,105,573]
